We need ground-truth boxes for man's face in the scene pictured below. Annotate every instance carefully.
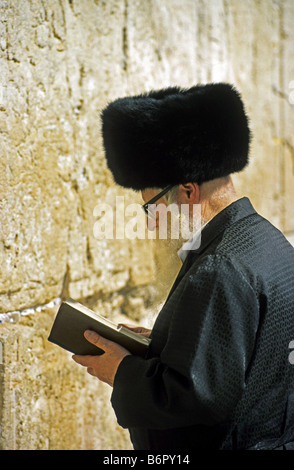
[141,188,169,232]
[141,184,201,246]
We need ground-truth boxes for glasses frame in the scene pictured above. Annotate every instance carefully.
[141,184,175,220]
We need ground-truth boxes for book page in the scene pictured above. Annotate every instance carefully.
[66,298,118,329]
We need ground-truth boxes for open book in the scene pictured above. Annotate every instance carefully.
[48,298,151,357]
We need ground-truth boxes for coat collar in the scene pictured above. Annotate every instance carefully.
[189,196,256,257]
[165,197,257,301]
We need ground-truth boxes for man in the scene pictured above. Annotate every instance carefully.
[72,83,294,450]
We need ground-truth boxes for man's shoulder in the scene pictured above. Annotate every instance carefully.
[183,214,294,290]
[183,253,247,290]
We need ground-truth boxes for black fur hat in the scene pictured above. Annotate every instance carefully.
[101,83,251,190]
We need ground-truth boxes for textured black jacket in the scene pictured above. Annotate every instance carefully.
[111,198,294,450]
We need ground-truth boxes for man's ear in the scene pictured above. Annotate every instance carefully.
[181,183,200,203]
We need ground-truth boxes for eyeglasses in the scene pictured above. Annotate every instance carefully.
[141,184,174,220]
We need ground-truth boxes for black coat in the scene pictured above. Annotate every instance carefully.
[111,198,294,450]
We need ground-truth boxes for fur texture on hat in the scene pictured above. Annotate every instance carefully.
[101,83,251,190]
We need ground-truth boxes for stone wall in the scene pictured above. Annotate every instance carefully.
[0,0,293,450]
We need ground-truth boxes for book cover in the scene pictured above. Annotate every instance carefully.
[48,298,151,357]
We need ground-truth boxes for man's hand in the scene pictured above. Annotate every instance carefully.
[119,323,152,338]
[72,330,131,387]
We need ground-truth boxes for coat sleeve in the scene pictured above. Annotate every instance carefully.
[111,254,260,429]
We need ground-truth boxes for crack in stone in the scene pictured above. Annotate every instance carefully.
[0,297,61,324]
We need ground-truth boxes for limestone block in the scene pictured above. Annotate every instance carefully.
[220,1,291,235]
[282,0,294,233]
[0,0,158,313]
[0,305,132,450]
